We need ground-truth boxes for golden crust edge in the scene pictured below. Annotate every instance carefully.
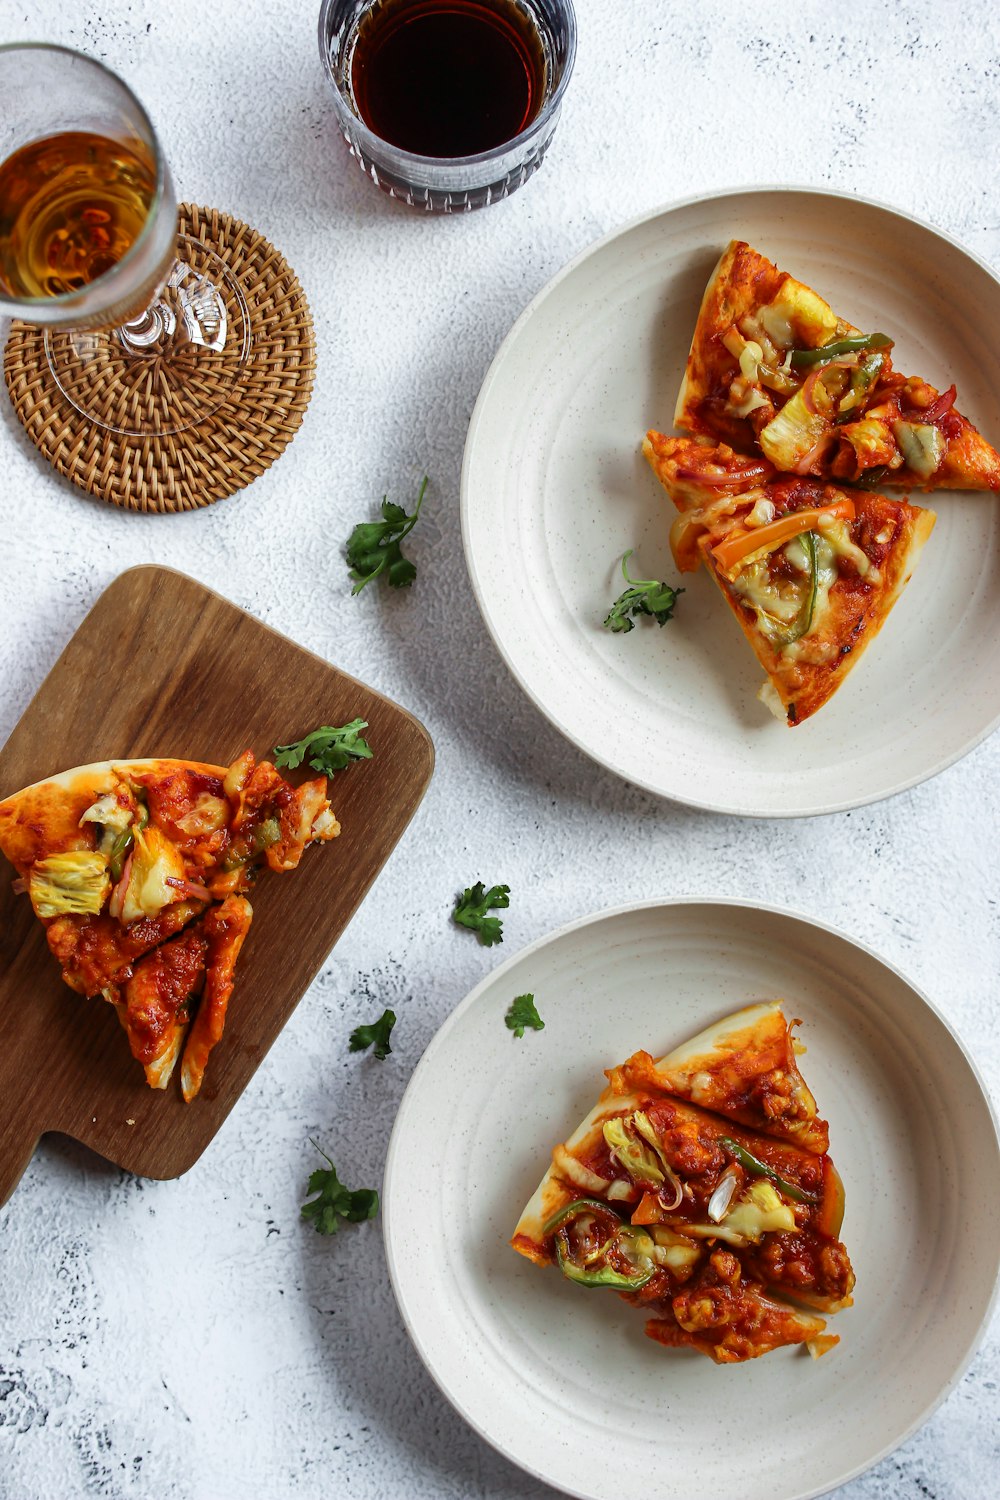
[0,759,229,814]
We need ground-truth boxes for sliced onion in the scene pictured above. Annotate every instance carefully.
[108,852,134,922]
[792,431,835,475]
[11,876,26,895]
[656,1170,684,1213]
[552,1144,610,1194]
[165,876,211,901]
[707,1167,741,1223]
[921,384,957,425]
[674,462,771,485]
[606,1179,639,1202]
[799,368,825,416]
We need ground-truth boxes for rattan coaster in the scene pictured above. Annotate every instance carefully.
[3,204,316,513]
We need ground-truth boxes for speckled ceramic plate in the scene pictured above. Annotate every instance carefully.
[383,899,1000,1500]
[461,188,1000,816]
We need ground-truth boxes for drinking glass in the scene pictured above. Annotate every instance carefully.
[318,0,577,212]
[0,44,249,437]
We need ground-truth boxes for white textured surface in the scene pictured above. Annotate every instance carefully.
[0,2,998,1498]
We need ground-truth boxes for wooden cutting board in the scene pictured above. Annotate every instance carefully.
[0,566,434,1207]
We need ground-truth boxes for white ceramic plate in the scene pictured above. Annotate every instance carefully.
[384,899,1000,1500]
[461,188,1000,816]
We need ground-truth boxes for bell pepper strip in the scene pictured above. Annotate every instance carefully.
[710,498,855,576]
[553,1226,656,1290]
[790,332,892,368]
[718,1137,820,1206]
[630,1190,666,1225]
[815,1160,846,1238]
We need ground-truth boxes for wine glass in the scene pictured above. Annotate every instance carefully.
[0,43,249,437]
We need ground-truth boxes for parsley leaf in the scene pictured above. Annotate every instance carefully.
[273,720,373,776]
[505,993,544,1039]
[349,1007,396,1061]
[603,549,683,633]
[346,476,428,594]
[300,1141,379,1235]
[453,881,510,946]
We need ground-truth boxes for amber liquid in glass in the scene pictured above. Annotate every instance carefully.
[351,0,546,158]
[0,130,156,300]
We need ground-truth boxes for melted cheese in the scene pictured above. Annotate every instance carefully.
[759,279,839,349]
[758,680,786,719]
[818,516,878,581]
[683,1182,798,1246]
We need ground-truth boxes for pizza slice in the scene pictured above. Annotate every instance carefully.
[643,433,935,725]
[605,1001,829,1154]
[512,1005,854,1364]
[0,752,339,1098]
[675,239,1000,492]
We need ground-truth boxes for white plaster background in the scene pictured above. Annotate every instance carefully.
[1,1,998,1496]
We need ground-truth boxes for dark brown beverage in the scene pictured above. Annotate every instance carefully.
[351,0,546,158]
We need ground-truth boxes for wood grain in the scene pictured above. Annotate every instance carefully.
[0,567,433,1205]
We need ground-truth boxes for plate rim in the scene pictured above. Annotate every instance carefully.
[383,893,1000,1500]
[460,184,1000,818]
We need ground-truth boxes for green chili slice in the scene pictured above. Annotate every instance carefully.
[853,464,890,490]
[554,1233,655,1289]
[783,531,819,645]
[718,1137,820,1205]
[108,829,134,884]
[252,816,281,854]
[836,352,885,423]
[543,1199,655,1289]
[542,1198,618,1235]
[790,332,892,369]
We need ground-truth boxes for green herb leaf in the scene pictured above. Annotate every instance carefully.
[603,550,683,633]
[347,477,428,594]
[300,1141,379,1234]
[349,1007,396,1061]
[505,992,544,1039]
[453,881,510,946]
[273,720,373,777]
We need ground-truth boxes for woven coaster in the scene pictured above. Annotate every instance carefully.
[3,204,316,513]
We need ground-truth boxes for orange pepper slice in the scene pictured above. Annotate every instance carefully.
[711,498,856,575]
[630,1190,667,1225]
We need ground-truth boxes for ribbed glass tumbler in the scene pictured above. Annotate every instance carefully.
[318,0,577,213]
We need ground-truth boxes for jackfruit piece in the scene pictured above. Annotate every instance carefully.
[29,851,110,918]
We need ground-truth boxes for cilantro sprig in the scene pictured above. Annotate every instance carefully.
[347,476,428,594]
[300,1141,379,1235]
[349,1008,396,1061]
[273,720,373,777]
[453,881,510,947]
[505,993,544,1039]
[603,550,683,633]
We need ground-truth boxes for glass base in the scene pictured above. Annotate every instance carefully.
[44,235,250,437]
